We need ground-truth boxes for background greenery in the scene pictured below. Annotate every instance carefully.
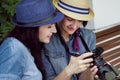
[0,0,19,41]
[0,0,53,41]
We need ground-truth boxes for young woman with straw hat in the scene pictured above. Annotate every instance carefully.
[0,0,64,80]
[41,0,98,80]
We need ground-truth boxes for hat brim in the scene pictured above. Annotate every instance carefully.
[12,12,64,27]
[53,0,94,21]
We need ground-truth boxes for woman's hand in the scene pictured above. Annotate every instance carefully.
[65,52,93,76]
[90,65,98,78]
[51,52,94,80]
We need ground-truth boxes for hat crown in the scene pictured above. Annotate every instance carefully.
[53,0,94,21]
[16,0,55,23]
[60,0,89,9]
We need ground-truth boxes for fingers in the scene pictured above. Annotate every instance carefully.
[81,58,93,64]
[68,56,90,74]
[78,52,93,60]
[68,52,94,74]
[90,65,99,78]
[90,65,97,72]
[78,60,92,72]
[106,62,111,65]
[75,62,90,73]
[78,52,93,64]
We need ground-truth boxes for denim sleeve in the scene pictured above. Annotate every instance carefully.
[0,74,20,80]
[0,38,26,79]
[0,38,42,80]
[41,50,56,80]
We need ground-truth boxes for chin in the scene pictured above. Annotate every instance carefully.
[68,31,75,35]
[69,32,74,35]
[44,40,50,43]
[40,38,50,43]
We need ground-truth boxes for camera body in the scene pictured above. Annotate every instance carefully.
[92,47,112,73]
[92,47,120,80]
[71,47,120,80]
[92,47,112,80]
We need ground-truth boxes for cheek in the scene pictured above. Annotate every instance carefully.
[63,21,69,26]
[38,30,50,43]
[62,22,69,29]
[38,29,45,41]
[38,31,43,42]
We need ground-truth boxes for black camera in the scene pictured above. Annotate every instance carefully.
[71,47,120,80]
[92,47,120,80]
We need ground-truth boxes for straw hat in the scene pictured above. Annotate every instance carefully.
[53,0,94,21]
[12,0,64,27]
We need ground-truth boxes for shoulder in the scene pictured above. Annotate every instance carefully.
[0,37,29,62]
[0,37,27,54]
[80,27,95,35]
[0,37,34,78]
[80,27,96,38]
[79,28,96,50]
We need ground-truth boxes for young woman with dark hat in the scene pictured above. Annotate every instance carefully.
[0,0,64,80]
[41,0,98,80]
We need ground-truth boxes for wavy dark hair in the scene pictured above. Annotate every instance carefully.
[1,26,46,80]
[83,21,88,27]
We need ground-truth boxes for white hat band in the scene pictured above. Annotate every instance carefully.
[58,0,89,14]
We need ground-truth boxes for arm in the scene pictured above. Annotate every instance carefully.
[0,38,42,80]
[78,66,98,80]
[52,53,93,80]
[0,39,22,80]
[42,51,93,80]
[51,67,72,80]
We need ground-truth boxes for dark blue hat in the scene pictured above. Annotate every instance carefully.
[12,0,64,27]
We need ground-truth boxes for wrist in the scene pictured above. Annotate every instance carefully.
[64,66,73,77]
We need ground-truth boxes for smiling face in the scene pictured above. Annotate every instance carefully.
[60,16,83,35]
[59,16,83,40]
[38,24,57,43]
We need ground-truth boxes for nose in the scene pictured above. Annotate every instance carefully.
[51,24,57,33]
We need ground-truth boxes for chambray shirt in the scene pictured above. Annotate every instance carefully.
[41,28,96,80]
[0,37,42,80]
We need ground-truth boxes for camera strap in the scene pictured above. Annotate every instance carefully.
[56,25,70,54]
[79,35,91,52]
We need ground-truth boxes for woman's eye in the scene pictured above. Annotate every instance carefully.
[48,26,52,28]
[67,18,73,21]
[79,21,82,23]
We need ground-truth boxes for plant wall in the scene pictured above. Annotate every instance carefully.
[0,0,19,41]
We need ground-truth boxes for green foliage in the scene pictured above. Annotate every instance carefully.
[0,0,19,41]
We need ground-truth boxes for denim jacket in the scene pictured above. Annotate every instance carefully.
[41,28,96,80]
[0,37,42,80]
